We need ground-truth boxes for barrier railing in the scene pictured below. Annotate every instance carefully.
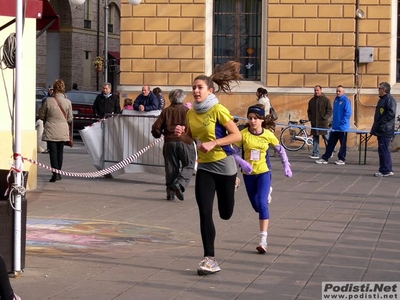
[100,114,164,175]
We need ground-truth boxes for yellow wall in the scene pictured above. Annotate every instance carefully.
[0,17,38,190]
[119,0,396,149]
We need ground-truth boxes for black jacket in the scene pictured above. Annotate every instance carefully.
[93,93,121,118]
[370,93,397,137]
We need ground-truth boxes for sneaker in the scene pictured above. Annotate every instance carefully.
[374,172,393,177]
[197,257,221,275]
[335,160,345,165]
[235,177,240,191]
[309,155,319,159]
[315,159,328,164]
[13,295,21,300]
[173,183,184,201]
[268,187,273,204]
[256,243,267,254]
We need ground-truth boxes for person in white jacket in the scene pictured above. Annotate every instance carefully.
[256,87,271,115]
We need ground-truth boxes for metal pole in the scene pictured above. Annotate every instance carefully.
[96,0,100,90]
[104,1,108,83]
[14,0,23,273]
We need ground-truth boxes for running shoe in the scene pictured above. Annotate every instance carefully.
[197,257,221,275]
[315,159,328,164]
[235,177,240,191]
[334,160,345,165]
[374,172,393,177]
[256,243,267,254]
[309,155,319,159]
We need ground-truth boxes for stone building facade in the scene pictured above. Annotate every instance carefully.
[36,0,121,92]
[119,0,399,147]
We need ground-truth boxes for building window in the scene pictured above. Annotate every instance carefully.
[213,0,262,81]
[108,5,114,33]
[84,0,91,29]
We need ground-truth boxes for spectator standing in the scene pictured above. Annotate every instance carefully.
[307,85,332,159]
[174,61,242,276]
[236,106,292,253]
[315,85,352,165]
[256,87,271,115]
[133,85,159,112]
[0,254,21,300]
[371,82,397,177]
[93,82,121,119]
[38,79,73,182]
[151,89,196,201]
[46,85,54,97]
[153,87,166,110]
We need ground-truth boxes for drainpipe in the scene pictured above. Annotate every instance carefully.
[354,0,361,127]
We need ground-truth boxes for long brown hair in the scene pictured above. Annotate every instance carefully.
[194,61,242,94]
[52,79,66,96]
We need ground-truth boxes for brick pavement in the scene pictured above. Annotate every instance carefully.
[8,140,400,300]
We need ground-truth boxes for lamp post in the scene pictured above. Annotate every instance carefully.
[70,0,141,83]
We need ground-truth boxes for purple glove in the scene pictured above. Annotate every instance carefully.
[274,144,292,177]
[284,163,292,177]
[233,154,253,174]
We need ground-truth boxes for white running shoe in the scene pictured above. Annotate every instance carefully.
[335,160,345,165]
[197,257,221,275]
[235,177,240,191]
[256,243,267,254]
[315,159,328,164]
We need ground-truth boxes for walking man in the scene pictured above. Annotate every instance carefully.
[151,89,196,200]
[371,82,397,177]
[307,85,332,159]
[315,85,352,165]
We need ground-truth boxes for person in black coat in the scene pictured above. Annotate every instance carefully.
[93,82,121,119]
[0,254,21,299]
[370,82,397,177]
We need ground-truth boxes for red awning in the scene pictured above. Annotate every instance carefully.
[0,0,59,31]
[108,51,120,65]
[37,0,59,31]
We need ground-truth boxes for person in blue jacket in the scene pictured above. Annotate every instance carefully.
[371,82,397,177]
[133,85,160,112]
[315,85,352,165]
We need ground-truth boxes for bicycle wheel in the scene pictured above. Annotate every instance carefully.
[280,126,306,151]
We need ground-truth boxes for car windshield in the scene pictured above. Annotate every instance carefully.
[66,92,97,104]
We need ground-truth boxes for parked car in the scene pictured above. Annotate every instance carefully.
[66,90,99,132]
[36,87,48,116]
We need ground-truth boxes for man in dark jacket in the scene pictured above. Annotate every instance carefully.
[151,89,196,201]
[371,82,397,177]
[134,85,160,112]
[307,85,333,159]
[93,82,121,118]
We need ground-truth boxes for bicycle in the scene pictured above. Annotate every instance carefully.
[280,119,313,151]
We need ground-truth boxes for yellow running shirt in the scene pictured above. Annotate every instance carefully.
[236,128,279,174]
[187,104,235,163]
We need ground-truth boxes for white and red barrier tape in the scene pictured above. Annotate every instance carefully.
[21,137,164,178]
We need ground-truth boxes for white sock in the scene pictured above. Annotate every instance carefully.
[260,231,268,245]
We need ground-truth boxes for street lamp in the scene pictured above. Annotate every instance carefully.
[70,0,141,82]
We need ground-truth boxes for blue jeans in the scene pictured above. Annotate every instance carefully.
[312,134,328,157]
